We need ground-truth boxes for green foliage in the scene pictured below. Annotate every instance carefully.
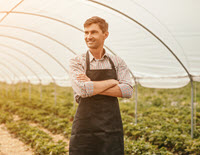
[0,110,13,124]
[6,121,67,154]
[0,82,200,154]
[0,109,67,154]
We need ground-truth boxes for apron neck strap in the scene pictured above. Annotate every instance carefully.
[108,57,115,70]
[86,51,116,71]
[86,51,90,70]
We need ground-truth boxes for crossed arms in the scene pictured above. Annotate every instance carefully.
[77,74,122,97]
[69,55,133,101]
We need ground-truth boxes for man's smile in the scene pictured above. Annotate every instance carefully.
[87,40,95,43]
[87,41,95,44]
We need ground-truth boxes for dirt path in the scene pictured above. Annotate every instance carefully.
[0,124,33,155]
[29,122,69,150]
[13,115,69,150]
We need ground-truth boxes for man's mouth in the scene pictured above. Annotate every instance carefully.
[87,42,95,45]
[87,40,95,43]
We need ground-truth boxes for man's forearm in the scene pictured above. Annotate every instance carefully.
[99,85,122,97]
[92,79,119,96]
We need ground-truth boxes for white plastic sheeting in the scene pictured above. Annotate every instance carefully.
[0,0,199,88]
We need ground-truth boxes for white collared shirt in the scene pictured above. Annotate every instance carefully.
[69,50,133,103]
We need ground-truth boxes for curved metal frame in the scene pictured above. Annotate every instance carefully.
[0,50,49,101]
[0,63,20,80]
[0,50,42,100]
[0,70,13,83]
[0,50,41,82]
[0,43,55,83]
[0,11,136,79]
[0,74,6,82]
[0,43,59,103]
[0,0,24,23]
[0,57,30,98]
[0,34,68,104]
[0,70,14,97]
[0,62,20,84]
[86,0,192,79]
[0,34,69,75]
[0,25,77,55]
[0,56,29,81]
[0,7,194,137]
[86,0,194,138]
[0,11,137,108]
[129,0,190,69]
[0,34,69,104]
[0,24,137,96]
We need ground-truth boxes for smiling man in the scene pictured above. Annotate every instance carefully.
[69,16,133,155]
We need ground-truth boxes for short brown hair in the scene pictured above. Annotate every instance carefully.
[84,16,108,33]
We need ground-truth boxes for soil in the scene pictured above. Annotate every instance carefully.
[0,124,33,155]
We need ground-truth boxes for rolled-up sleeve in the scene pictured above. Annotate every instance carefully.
[69,56,93,98]
[116,56,133,98]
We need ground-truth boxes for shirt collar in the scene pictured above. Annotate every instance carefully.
[88,49,108,62]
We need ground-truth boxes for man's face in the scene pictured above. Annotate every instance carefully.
[84,23,108,49]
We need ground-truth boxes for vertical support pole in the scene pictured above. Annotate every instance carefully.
[54,83,57,105]
[40,82,42,103]
[135,82,138,124]
[0,82,2,98]
[194,82,197,130]
[190,80,194,138]
[29,81,31,101]
[6,83,8,97]
[12,82,15,98]
[1,82,3,98]
[20,82,22,99]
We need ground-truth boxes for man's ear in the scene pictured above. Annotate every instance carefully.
[104,31,109,39]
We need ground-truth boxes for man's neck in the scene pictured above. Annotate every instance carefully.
[89,48,104,59]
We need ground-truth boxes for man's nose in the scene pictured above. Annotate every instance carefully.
[87,33,93,39]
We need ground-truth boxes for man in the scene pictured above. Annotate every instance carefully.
[69,16,133,155]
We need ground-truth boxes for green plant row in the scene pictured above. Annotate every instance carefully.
[120,100,200,154]
[124,136,173,155]
[0,99,73,138]
[11,97,75,119]
[1,82,200,154]
[0,109,68,155]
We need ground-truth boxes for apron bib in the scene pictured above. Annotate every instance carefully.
[69,51,124,155]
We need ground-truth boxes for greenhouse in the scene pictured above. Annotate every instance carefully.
[0,0,200,154]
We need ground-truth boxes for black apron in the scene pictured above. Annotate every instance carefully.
[69,51,124,155]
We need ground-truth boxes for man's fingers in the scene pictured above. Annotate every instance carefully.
[77,76,90,82]
[78,74,86,76]
[77,74,90,80]
[77,75,86,78]
[77,76,87,79]
[76,74,91,82]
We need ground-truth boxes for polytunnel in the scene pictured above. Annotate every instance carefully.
[0,0,200,138]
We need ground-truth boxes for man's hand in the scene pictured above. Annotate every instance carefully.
[92,79,119,96]
[77,74,91,82]
[76,74,120,96]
